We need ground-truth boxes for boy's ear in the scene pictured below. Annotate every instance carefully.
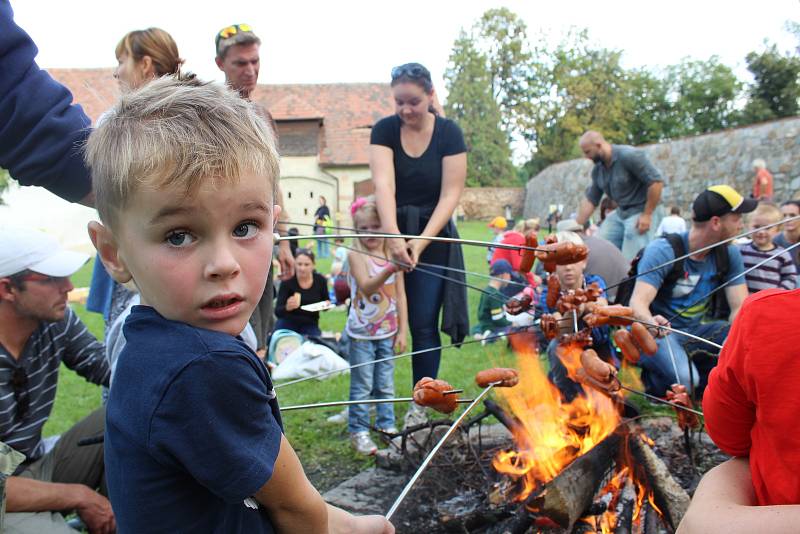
[87,221,133,284]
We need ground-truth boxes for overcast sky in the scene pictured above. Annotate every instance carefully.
[11,0,800,99]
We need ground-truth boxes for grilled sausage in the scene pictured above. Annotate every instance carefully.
[413,377,458,414]
[666,384,700,430]
[613,329,641,364]
[546,275,561,309]
[518,232,538,273]
[475,368,520,388]
[631,322,658,355]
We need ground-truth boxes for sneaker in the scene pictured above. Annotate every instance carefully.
[350,431,378,455]
[403,402,428,429]
[481,329,493,346]
[326,408,348,424]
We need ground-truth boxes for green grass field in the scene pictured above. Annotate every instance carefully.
[49,220,659,490]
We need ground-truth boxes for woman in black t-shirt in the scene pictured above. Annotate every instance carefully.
[370,62,469,400]
[274,249,330,337]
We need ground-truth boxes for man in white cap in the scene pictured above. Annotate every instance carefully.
[0,228,113,534]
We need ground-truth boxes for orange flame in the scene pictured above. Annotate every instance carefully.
[492,339,621,501]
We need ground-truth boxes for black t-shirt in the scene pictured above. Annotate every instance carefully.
[275,272,329,325]
[370,114,467,209]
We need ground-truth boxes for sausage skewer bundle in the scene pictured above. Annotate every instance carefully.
[577,348,620,395]
[505,293,533,316]
[665,384,700,430]
[583,305,635,327]
[413,377,459,414]
[475,367,519,388]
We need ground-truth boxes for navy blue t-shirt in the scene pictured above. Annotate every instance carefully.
[106,306,283,533]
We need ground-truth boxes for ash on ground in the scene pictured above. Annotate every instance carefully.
[323,417,726,534]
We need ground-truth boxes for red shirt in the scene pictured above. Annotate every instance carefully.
[703,288,800,505]
[490,231,535,286]
[753,168,774,200]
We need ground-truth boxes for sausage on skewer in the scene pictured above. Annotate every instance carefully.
[631,322,658,355]
[475,368,519,388]
[413,377,458,414]
[613,329,641,364]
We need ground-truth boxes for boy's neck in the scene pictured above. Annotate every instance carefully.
[489,280,503,289]
[753,241,776,252]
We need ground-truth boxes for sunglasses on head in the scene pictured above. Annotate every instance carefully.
[215,23,253,48]
[391,63,430,81]
[11,367,29,422]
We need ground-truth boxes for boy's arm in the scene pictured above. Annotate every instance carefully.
[347,251,396,296]
[677,458,800,534]
[779,253,798,290]
[254,434,328,532]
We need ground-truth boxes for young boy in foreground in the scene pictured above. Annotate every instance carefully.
[87,77,393,533]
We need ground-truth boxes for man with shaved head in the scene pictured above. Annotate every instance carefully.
[575,131,664,260]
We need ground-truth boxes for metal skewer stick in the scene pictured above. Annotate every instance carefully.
[609,316,723,350]
[604,214,800,292]
[618,384,704,417]
[281,396,474,412]
[275,232,547,253]
[274,328,531,389]
[385,383,498,521]
[664,332,682,386]
[667,239,800,322]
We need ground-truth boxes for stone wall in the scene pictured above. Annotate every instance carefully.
[460,187,525,220]
[524,117,800,220]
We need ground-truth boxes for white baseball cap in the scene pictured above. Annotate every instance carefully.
[0,227,90,278]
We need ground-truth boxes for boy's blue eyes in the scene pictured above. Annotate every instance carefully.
[165,223,260,247]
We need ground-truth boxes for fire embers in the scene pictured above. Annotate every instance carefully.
[413,378,458,414]
[666,384,700,430]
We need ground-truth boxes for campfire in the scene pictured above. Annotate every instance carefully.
[486,333,683,533]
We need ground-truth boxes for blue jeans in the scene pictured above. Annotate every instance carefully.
[316,237,330,258]
[404,265,445,385]
[273,317,321,337]
[638,321,728,398]
[599,209,657,261]
[348,337,396,433]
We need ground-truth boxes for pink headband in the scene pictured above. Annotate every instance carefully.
[350,197,368,216]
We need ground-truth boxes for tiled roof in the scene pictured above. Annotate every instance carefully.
[252,83,394,165]
[46,69,395,166]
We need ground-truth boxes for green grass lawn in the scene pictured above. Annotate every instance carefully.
[50,220,661,490]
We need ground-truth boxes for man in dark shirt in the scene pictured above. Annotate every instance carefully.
[0,228,112,534]
[214,24,295,352]
[575,131,664,260]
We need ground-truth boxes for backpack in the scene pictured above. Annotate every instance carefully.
[614,234,729,320]
[267,329,304,365]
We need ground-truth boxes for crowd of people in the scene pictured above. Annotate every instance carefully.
[2,2,800,531]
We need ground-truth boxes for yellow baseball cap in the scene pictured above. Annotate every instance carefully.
[488,216,507,229]
[692,185,758,222]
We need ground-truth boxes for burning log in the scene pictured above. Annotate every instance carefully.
[629,434,690,531]
[530,431,623,530]
[613,478,636,534]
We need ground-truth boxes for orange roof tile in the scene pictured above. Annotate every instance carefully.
[46,69,395,166]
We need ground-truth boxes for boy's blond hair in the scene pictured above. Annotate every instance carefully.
[751,202,782,225]
[86,76,279,228]
[555,230,585,246]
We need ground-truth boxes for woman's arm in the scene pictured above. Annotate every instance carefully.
[408,152,467,263]
[274,278,293,317]
[677,458,800,534]
[347,250,396,296]
[371,144,413,266]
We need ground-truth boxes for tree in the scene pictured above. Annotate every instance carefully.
[473,8,533,142]
[623,68,676,145]
[526,30,631,172]
[667,57,741,135]
[444,32,516,187]
[742,43,800,121]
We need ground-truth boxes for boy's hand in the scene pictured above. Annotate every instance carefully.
[394,331,407,354]
[328,505,395,534]
[76,487,116,534]
[286,292,302,311]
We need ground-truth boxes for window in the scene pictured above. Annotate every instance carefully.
[310,191,314,199]
[287,191,292,199]
[304,208,308,215]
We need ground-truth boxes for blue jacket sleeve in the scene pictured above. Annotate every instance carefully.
[0,0,92,202]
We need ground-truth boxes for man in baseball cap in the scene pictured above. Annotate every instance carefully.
[628,184,752,399]
[0,227,113,532]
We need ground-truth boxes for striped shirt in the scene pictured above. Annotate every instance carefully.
[0,307,109,463]
[739,241,798,293]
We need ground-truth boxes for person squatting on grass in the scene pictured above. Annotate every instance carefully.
[87,76,393,533]
[345,197,408,456]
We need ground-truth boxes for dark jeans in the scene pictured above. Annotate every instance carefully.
[274,317,321,338]
[404,265,445,385]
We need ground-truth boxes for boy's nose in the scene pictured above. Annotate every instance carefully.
[204,245,241,279]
